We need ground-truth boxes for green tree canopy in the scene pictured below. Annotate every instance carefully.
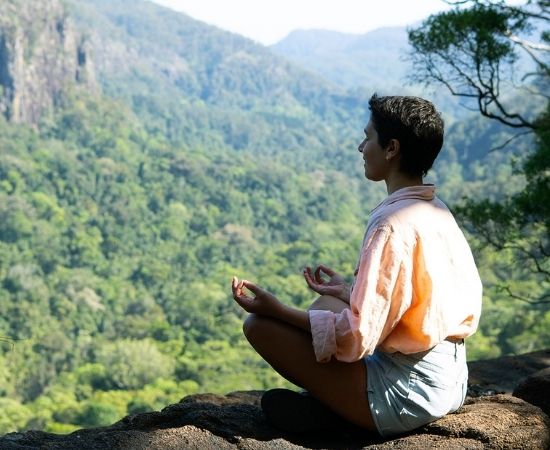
[409,0,549,304]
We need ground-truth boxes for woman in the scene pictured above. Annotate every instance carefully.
[231,94,482,437]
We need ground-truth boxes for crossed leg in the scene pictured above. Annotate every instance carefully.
[243,295,376,431]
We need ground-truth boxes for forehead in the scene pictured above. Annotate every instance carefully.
[365,119,376,134]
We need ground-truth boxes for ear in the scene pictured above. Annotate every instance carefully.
[385,139,400,161]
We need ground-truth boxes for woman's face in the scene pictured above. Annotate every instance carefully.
[358,119,388,181]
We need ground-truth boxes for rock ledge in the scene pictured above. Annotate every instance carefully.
[2,350,550,449]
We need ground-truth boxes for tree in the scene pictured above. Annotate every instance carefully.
[409,0,549,304]
[409,0,549,129]
[95,340,175,390]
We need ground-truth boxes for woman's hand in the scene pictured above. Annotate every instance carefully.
[303,265,350,303]
[232,277,284,317]
[232,277,310,332]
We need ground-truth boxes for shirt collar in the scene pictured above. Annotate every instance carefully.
[372,184,436,212]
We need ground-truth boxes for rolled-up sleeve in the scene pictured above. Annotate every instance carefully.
[309,225,412,362]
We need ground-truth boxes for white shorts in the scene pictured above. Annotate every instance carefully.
[364,340,468,437]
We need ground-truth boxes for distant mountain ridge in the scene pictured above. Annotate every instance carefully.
[270,24,537,117]
[67,0,371,163]
[271,27,411,91]
[269,26,480,122]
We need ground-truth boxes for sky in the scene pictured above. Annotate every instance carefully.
[150,0,454,45]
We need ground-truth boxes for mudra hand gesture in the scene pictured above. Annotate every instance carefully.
[232,277,283,317]
[303,264,350,303]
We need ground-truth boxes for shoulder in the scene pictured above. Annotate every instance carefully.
[382,195,454,223]
[367,196,461,244]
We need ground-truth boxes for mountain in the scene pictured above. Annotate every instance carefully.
[271,27,411,92]
[272,27,483,126]
[66,0,374,169]
[58,1,529,185]
[0,0,380,434]
[271,25,538,119]
[0,0,545,436]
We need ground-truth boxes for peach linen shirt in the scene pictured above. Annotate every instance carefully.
[309,185,482,363]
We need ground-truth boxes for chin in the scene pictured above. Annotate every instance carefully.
[365,172,383,182]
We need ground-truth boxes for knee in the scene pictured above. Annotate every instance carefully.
[308,295,332,311]
[243,313,264,342]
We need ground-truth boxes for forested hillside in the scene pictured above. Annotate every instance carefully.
[0,0,546,435]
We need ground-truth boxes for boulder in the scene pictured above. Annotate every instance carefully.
[2,349,550,449]
[513,367,550,417]
[1,391,548,450]
[468,349,550,393]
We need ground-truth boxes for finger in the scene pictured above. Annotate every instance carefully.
[231,277,239,297]
[235,280,249,300]
[233,281,254,302]
[237,279,246,294]
[233,294,252,312]
[304,270,323,293]
[305,267,318,284]
[242,280,262,295]
[319,264,336,276]
[314,266,324,284]
[303,272,316,289]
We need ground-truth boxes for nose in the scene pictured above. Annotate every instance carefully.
[358,140,365,153]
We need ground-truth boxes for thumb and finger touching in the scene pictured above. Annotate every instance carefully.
[232,277,264,300]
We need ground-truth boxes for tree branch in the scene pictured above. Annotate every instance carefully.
[507,32,550,77]
[506,33,550,52]
[498,285,550,304]
[489,130,533,152]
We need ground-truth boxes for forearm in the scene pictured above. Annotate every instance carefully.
[271,303,311,333]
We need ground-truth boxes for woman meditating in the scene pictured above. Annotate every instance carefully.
[231,94,482,437]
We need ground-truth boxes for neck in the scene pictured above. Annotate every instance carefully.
[385,172,424,195]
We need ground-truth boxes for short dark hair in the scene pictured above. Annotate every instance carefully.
[368,94,444,177]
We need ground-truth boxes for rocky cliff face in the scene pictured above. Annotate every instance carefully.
[0,0,95,125]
